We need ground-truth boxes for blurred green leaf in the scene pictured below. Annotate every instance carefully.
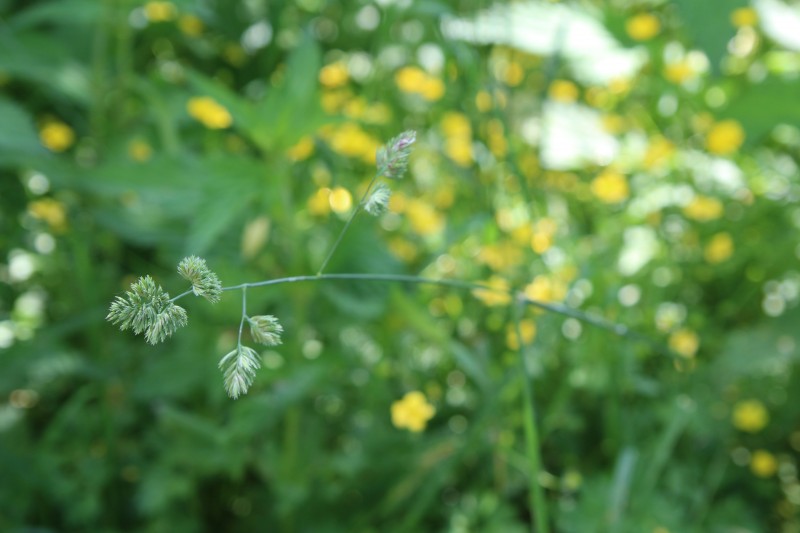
[0,97,45,156]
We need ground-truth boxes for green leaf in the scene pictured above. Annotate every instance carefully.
[673,0,745,75]
[722,78,800,143]
[0,97,46,156]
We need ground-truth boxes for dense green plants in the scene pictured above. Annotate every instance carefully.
[2,0,800,531]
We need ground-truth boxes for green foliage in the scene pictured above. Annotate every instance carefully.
[4,0,800,531]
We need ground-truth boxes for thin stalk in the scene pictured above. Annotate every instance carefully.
[171,272,667,349]
[514,297,549,533]
[316,171,382,276]
[237,285,248,347]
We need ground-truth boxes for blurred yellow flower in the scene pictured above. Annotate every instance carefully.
[506,319,537,350]
[548,79,579,103]
[39,121,75,152]
[475,90,492,112]
[223,43,247,66]
[327,122,381,163]
[626,13,661,41]
[388,237,418,262]
[178,14,203,36]
[531,218,557,254]
[329,186,353,213]
[391,391,435,432]
[308,188,331,216]
[504,61,525,86]
[524,275,566,303]
[669,329,699,358]
[441,112,471,138]
[750,450,777,477]
[321,90,350,114]
[591,170,629,204]
[731,7,758,28]
[406,199,444,236]
[732,399,768,433]
[472,276,512,307]
[643,137,675,169]
[287,136,314,161]
[144,1,177,22]
[664,60,695,85]
[128,139,153,162]
[187,97,233,129]
[684,196,723,222]
[478,243,523,271]
[388,191,408,214]
[704,232,733,264]
[319,62,349,88]
[395,66,427,93]
[706,120,745,155]
[445,137,473,167]
[420,77,445,101]
[28,198,67,232]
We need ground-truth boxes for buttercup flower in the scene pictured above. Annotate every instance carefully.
[750,450,777,477]
[669,329,699,358]
[626,13,660,41]
[144,1,177,22]
[187,97,233,129]
[548,79,579,103]
[591,171,629,204]
[684,196,723,222]
[732,399,768,433]
[391,391,435,432]
[39,121,75,152]
[704,232,734,264]
[731,7,758,28]
[706,120,745,155]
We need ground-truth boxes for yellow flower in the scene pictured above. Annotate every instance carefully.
[524,275,565,304]
[420,77,445,101]
[531,218,557,254]
[704,232,733,264]
[178,14,203,36]
[750,450,777,477]
[626,13,661,41]
[475,90,492,112]
[406,199,444,236]
[395,66,427,93]
[478,243,523,271]
[329,186,352,213]
[28,198,67,232]
[39,121,75,152]
[441,112,471,138]
[506,319,537,350]
[591,170,629,204]
[548,79,579,103]
[472,276,511,307]
[504,62,525,87]
[287,136,314,161]
[388,237,418,262]
[223,43,247,66]
[664,60,695,85]
[732,399,768,433]
[392,391,435,432]
[307,188,331,216]
[731,7,758,28]
[669,329,699,358]
[319,62,349,88]
[128,139,153,162]
[187,97,233,129]
[643,137,675,169]
[327,123,380,163]
[320,89,350,114]
[684,196,723,221]
[445,138,473,167]
[706,120,745,155]
[144,1,177,22]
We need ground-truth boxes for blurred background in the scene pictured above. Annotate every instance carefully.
[2,0,800,531]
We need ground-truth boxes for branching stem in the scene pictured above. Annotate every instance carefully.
[237,285,247,347]
[171,272,670,352]
[316,169,383,276]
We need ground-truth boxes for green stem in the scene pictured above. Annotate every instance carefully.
[315,171,382,276]
[237,285,247,347]
[171,273,669,351]
[513,297,549,533]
